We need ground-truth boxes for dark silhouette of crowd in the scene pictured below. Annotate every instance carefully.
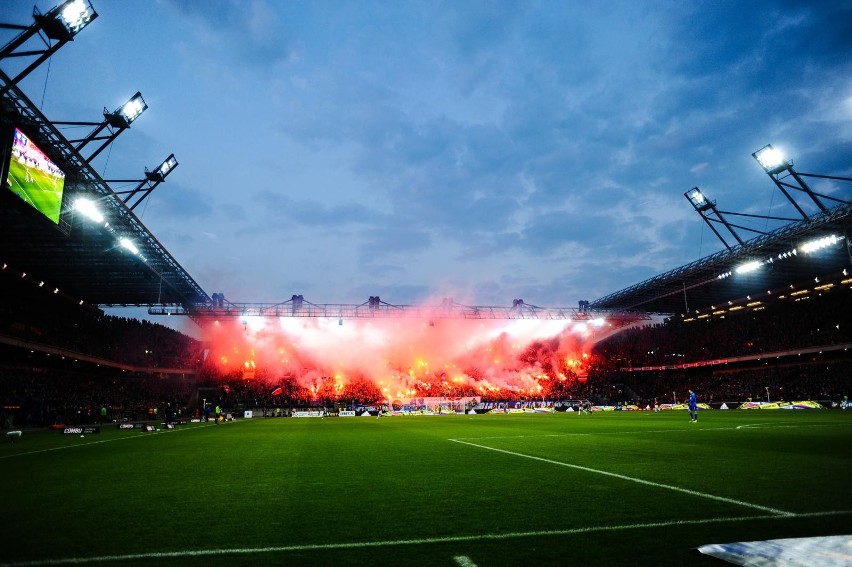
[0,267,204,369]
[0,268,202,428]
[592,289,850,368]
[586,288,851,406]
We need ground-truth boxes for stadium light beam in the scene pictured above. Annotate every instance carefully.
[118,237,139,255]
[735,260,762,275]
[800,234,840,254]
[73,197,104,223]
[752,144,829,217]
[105,91,147,129]
[146,154,178,182]
[752,144,791,175]
[685,187,710,210]
[36,0,97,41]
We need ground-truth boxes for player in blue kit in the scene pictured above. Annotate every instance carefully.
[688,389,698,422]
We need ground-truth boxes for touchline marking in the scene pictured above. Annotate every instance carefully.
[2,511,849,567]
[449,438,795,517]
[454,556,478,567]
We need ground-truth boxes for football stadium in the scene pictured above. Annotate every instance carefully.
[1,3,851,566]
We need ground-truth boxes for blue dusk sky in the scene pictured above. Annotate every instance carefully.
[3,0,851,311]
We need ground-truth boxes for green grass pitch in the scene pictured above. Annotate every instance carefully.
[2,411,850,566]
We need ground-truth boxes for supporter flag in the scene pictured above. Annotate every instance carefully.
[271,386,283,396]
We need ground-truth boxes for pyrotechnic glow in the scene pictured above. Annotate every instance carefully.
[242,315,266,332]
[200,315,619,401]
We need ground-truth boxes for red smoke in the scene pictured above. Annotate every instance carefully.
[200,315,622,401]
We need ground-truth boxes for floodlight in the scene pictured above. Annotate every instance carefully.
[683,187,744,249]
[0,0,97,93]
[735,260,761,274]
[105,92,147,128]
[118,237,139,255]
[63,91,147,162]
[800,234,839,254]
[684,187,713,211]
[35,0,97,41]
[73,197,104,223]
[752,144,791,175]
[145,154,178,182]
[685,188,704,205]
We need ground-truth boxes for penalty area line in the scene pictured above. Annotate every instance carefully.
[449,438,795,517]
[2,511,849,567]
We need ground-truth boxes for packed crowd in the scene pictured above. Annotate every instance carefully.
[592,289,851,369]
[0,364,195,428]
[0,269,204,368]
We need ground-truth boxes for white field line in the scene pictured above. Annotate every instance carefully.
[2,511,849,567]
[449,438,795,517]
[452,422,834,441]
[734,423,833,430]
[0,420,242,460]
[454,556,479,567]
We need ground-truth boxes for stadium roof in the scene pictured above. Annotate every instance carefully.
[0,68,209,308]
[591,201,852,315]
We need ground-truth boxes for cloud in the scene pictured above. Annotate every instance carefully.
[163,0,296,67]
[21,0,850,312]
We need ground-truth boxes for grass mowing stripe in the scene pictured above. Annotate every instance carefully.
[0,421,242,460]
[4,511,849,567]
[453,422,834,441]
[449,438,796,517]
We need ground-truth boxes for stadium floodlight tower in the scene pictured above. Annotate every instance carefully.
[752,144,831,219]
[58,91,148,163]
[106,153,179,211]
[684,187,744,250]
[0,0,97,93]
[684,184,806,251]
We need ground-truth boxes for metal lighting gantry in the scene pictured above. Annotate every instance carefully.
[149,296,651,326]
[53,90,148,163]
[600,144,852,315]
[0,0,96,95]
[0,1,208,309]
[685,145,851,251]
[106,153,179,211]
[752,143,851,217]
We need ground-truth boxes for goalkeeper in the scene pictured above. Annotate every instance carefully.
[688,389,698,422]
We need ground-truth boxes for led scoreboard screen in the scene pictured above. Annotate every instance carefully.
[5,127,66,224]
